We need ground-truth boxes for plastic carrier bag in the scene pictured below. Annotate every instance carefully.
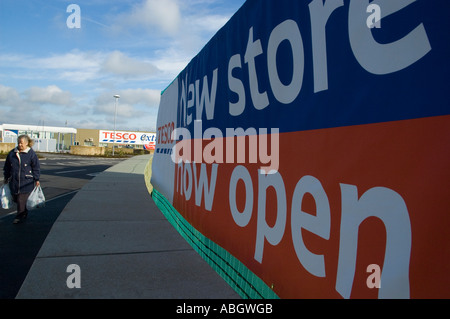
[1,184,14,209]
[26,185,46,210]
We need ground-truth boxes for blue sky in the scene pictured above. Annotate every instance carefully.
[0,0,246,131]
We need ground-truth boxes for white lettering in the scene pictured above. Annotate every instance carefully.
[244,27,269,110]
[179,78,187,126]
[195,68,218,121]
[367,264,382,289]
[257,128,279,174]
[192,163,218,211]
[226,2,430,110]
[366,4,381,28]
[228,54,246,116]
[349,0,431,74]
[219,303,272,314]
[176,303,210,316]
[179,69,218,126]
[254,170,287,263]
[203,127,223,164]
[183,161,193,201]
[66,264,81,289]
[267,19,304,104]
[187,83,195,125]
[336,185,411,299]
[291,175,331,277]
[309,0,344,92]
[172,125,279,173]
[66,4,81,29]
[229,166,254,227]
[225,127,258,164]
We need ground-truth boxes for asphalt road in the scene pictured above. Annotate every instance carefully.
[0,153,125,299]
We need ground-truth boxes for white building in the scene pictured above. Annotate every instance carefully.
[0,123,77,152]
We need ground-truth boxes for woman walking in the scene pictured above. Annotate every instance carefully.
[2,135,40,224]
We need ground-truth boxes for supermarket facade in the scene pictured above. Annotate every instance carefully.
[0,123,156,152]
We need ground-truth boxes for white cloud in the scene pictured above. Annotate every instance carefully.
[119,88,161,106]
[0,51,103,83]
[95,88,160,106]
[35,51,101,70]
[24,85,73,106]
[0,84,21,105]
[190,14,231,32]
[0,84,72,107]
[110,0,233,64]
[95,101,135,118]
[0,84,74,126]
[102,51,161,78]
[1,50,165,83]
[34,51,103,82]
[92,88,160,124]
[127,0,182,35]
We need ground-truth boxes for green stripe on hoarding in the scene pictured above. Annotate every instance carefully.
[151,188,279,299]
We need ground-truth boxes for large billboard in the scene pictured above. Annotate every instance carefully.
[99,130,156,150]
[151,0,450,298]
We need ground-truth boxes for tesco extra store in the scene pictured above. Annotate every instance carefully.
[76,128,156,151]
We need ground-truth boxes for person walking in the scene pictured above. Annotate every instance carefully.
[2,135,41,224]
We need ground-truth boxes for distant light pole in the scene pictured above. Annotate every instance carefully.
[112,94,120,156]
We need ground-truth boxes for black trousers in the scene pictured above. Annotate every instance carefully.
[13,193,30,219]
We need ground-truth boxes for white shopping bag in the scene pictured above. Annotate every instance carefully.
[26,185,46,210]
[1,184,14,209]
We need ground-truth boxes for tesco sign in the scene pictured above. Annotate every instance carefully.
[99,130,156,149]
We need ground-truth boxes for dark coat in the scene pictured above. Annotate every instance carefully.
[3,147,40,195]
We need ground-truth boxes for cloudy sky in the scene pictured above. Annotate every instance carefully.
[0,0,246,132]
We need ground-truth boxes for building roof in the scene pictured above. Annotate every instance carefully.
[0,123,77,134]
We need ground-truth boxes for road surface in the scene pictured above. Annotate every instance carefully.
[0,153,124,299]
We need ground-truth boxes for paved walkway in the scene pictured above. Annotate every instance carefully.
[16,155,240,299]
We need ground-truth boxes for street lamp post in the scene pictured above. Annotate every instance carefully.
[112,94,120,156]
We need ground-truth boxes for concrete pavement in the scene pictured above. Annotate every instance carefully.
[16,154,240,299]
